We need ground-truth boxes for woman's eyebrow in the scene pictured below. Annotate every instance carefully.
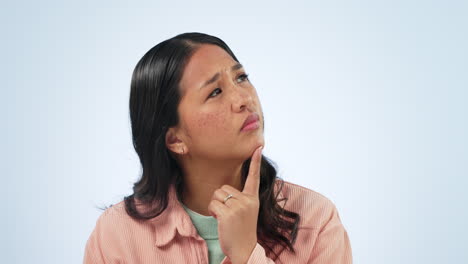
[199,63,243,91]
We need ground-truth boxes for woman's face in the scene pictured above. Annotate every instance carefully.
[173,44,264,161]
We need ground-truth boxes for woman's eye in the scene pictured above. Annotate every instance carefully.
[207,73,249,99]
[208,88,222,98]
[237,73,249,83]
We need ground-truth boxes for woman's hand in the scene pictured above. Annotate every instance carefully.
[208,146,263,264]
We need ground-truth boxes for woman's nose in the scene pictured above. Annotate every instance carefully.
[231,84,253,112]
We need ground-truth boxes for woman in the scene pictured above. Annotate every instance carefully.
[84,32,353,264]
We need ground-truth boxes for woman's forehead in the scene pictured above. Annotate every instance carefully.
[180,45,236,92]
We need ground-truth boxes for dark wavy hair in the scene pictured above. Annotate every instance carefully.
[124,32,300,261]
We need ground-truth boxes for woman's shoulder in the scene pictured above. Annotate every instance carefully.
[90,201,134,234]
[86,200,157,250]
[96,201,129,221]
[89,200,155,239]
[277,179,340,229]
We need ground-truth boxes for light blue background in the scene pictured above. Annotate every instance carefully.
[2,0,467,263]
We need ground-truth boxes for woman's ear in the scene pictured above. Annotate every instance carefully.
[165,127,187,155]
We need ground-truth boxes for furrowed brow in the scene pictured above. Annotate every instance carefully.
[199,63,243,91]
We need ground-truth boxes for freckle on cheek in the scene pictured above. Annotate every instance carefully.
[196,112,228,131]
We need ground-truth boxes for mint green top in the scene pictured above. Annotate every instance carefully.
[181,203,226,264]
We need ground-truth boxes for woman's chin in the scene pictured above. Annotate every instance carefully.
[245,141,265,159]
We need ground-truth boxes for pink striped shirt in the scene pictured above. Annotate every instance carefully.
[83,180,353,263]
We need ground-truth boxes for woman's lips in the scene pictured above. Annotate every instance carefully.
[241,120,260,132]
[241,113,260,132]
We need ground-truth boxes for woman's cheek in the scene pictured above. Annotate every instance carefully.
[195,111,230,134]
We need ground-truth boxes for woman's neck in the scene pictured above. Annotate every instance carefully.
[180,159,244,216]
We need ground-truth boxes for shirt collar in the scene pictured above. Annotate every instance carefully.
[150,180,286,247]
[149,184,204,247]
